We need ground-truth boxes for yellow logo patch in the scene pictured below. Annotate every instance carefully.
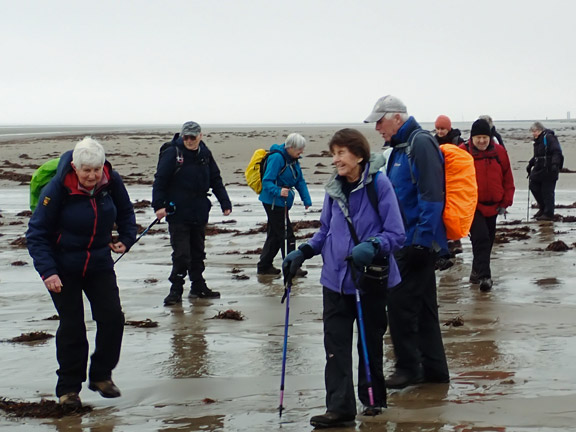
[43,196,51,206]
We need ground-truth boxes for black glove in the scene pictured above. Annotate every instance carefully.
[282,250,306,284]
[526,165,532,176]
[351,239,380,267]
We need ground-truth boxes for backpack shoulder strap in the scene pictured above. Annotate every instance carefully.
[366,171,380,215]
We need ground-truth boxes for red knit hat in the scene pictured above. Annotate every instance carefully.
[435,115,451,130]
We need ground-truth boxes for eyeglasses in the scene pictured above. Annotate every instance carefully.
[183,135,198,141]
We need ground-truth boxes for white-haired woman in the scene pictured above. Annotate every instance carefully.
[257,133,312,275]
[27,137,136,409]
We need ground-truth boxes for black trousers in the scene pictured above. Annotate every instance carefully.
[469,210,497,279]
[49,269,124,397]
[387,247,449,381]
[168,222,206,291]
[322,287,387,415]
[530,177,557,217]
[257,203,295,270]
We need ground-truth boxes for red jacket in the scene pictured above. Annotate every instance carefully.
[460,141,515,217]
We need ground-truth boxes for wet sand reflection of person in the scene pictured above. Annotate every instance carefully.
[168,307,209,378]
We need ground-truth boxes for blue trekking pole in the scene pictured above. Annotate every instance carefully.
[114,218,159,264]
[279,199,291,417]
[348,259,375,407]
[278,280,291,418]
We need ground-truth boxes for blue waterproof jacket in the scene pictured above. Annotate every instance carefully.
[258,143,312,209]
[306,154,406,294]
[26,151,137,280]
[152,134,232,224]
[386,116,446,249]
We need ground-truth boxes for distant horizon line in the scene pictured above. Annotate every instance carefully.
[1,118,575,127]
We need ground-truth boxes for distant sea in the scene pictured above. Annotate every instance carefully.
[1,120,575,142]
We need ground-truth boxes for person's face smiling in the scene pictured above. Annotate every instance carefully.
[332,145,362,182]
[472,135,491,151]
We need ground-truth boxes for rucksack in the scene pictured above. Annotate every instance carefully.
[543,133,564,170]
[245,149,286,194]
[439,144,478,240]
[30,158,60,211]
[158,140,184,175]
[403,130,478,241]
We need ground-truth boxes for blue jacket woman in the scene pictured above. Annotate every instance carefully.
[26,137,136,409]
[256,134,312,275]
[283,129,405,428]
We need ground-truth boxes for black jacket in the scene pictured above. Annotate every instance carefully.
[434,128,464,145]
[152,134,231,224]
[528,129,563,181]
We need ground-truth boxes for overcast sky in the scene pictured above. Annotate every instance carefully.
[1,0,574,125]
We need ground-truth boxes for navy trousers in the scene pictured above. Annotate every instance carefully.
[49,269,124,397]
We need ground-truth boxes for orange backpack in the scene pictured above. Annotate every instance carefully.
[440,144,478,240]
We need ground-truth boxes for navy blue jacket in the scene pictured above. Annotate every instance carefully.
[386,116,447,249]
[26,151,137,279]
[152,134,232,224]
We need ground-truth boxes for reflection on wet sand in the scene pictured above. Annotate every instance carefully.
[168,304,210,378]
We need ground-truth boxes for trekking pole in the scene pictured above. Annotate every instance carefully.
[347,258,375,407]
[114,218,159,264]
[279,197,291,418]
[278,279,291,418]
[527,177,531,221]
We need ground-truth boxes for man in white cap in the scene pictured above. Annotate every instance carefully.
[364,96,449,389]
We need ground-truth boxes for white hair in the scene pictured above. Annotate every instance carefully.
[383,112,410,122]
[530,121,545,132]
[285,133,306,150]
[479,115,494,128]
[72,137,106,168]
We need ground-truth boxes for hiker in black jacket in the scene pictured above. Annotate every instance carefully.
[527,121,564,221]
[152,121,232,305]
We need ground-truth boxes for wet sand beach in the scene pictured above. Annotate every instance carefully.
[1,123,576,431]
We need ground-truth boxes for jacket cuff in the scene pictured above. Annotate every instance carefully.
[298,243,315,259]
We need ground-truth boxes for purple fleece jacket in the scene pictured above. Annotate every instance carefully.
[306,156,405,294]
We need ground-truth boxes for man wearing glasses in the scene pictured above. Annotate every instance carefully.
[153,121,232,306]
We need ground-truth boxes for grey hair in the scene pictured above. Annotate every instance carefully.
[383,112,410,122]
[72,137,106,168]
[530,121,545,132]
[285,133,306,150]
[478,115,494,128]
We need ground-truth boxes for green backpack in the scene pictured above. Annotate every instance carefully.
[30,158,60,211]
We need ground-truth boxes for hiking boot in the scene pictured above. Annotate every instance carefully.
[257,266,281,275]
[310,411,356,428]
[448,239,463,255]
[59,392,82,408]
[479,278,493,292]
[88,379,121,398]
[386,370,424,389]
[536,214,554,221]
[469,271,480,284]
[189,283,220,299]
[435,257,454,271]
[532,209,544,219]
[359,406,383,416]
[293,268,308,278]
[163,290,182,306]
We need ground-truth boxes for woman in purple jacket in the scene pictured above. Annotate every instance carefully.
[283,129,405,428]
